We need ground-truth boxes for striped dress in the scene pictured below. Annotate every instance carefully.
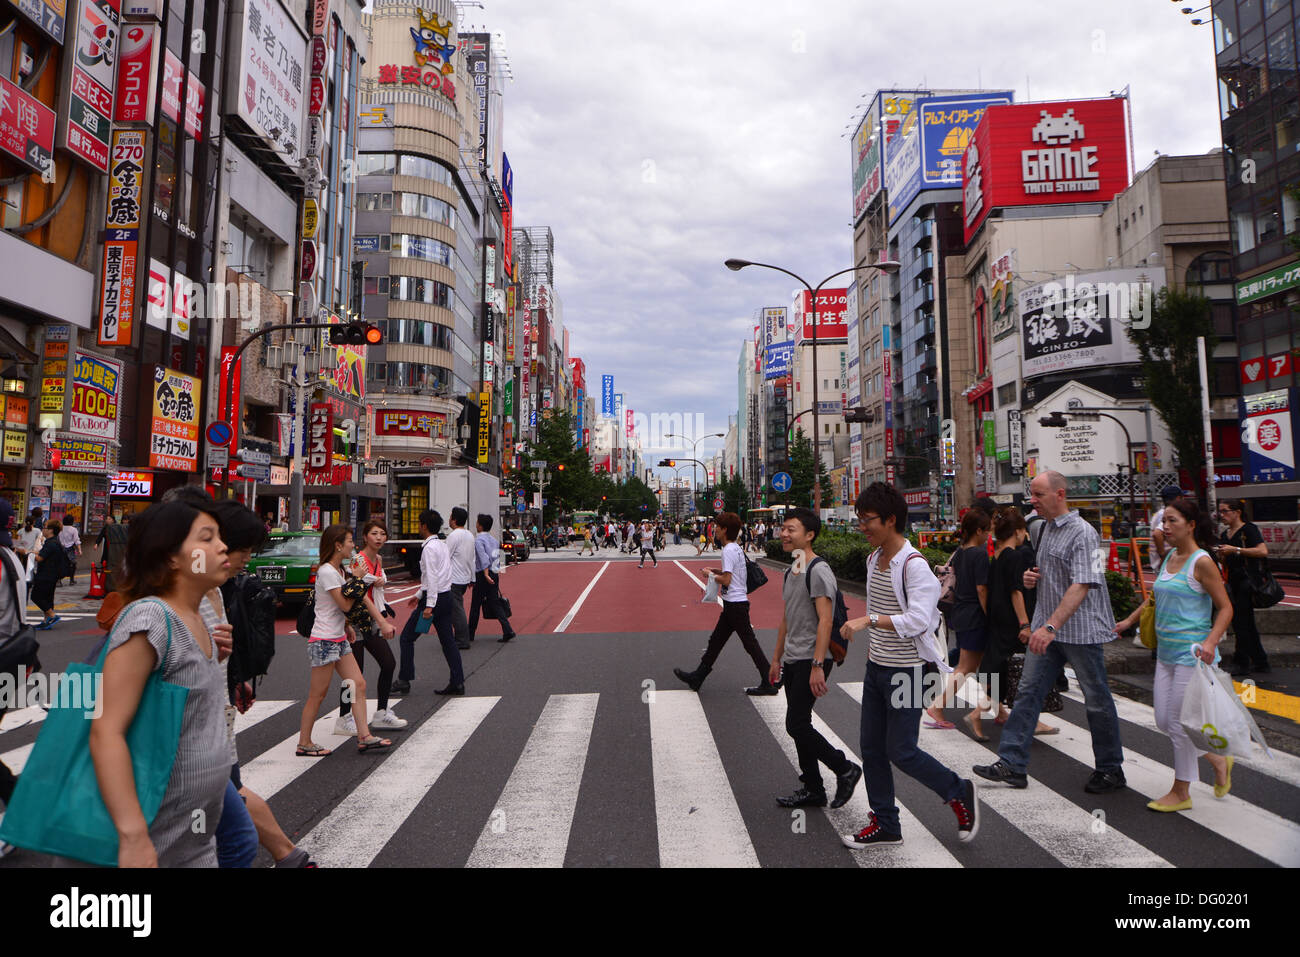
[867,563,922,667]
[1153,549,1220,668]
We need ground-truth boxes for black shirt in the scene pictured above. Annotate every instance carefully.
[1222,522,1264,587]
[948,543,990,632]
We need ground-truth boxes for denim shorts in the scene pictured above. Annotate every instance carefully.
[309,638,352,667]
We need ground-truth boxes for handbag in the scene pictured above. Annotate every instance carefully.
[0,597,188,867]
[744,558,768,593]
[1004,654,1064,714]
[496,593,512,619]
[1246,559,1284,608]
[296,587,316,636]
[935,562,957,617]
[1139,602,1157,650]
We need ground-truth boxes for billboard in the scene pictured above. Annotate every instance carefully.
[70,351,122,440]
[306,402,334,484]
[884,112,922,225]
[1018,268,1161,379]
[917,91,1013,187]
[765,342,794,380]
[851,92,925,221]
[97,128,144,347]
[0,74,56,174]
[59,0,122,172]
[794,289,850,344]
[231,0,307,166]
[964,97,1129,244]
[1242,389,1298,483]
[602,375,614,417]
[149,367,199,472]
[762,306,787,349]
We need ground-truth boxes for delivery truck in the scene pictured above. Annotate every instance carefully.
[387,465,501,575]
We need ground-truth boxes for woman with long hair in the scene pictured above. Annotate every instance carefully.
[926,508,993,733]
[296,524,391,757]
[335,518,404,734]
[88,499,234,867]
[1114,498,1233,811]
[1214,498,1271,676]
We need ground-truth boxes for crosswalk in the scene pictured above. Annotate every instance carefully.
[2,677,1297,868]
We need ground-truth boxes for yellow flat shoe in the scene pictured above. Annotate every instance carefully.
[1146,798,1193,813]
[1214,756,1234,799]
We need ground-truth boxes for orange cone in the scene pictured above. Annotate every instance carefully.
[1107,541,1120,574]
[85,561,107,599]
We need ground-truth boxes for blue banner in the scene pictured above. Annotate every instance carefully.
[764,342,794,380]
[602,375,614,416]
[576,387,584,438]
[918,91,1013,187]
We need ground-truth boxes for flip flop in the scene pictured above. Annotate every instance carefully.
[923,719,956,730]
[1034,726,1060,736]
[296,744,331,757]
[357,735,392,753]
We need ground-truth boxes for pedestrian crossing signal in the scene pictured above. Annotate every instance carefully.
[329,321,383,346]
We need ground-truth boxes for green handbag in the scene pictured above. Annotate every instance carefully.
[0,598,188,867]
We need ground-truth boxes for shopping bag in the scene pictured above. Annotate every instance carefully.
[1139,602,1157,650]
[1179,658,1272,759]
[701,573,720,604]
[0,598,187,866]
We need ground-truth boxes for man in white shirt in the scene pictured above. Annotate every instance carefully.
[637,521,658,568]
[57,513,82,585]
[392,509,465,696]
[445,507,476,650]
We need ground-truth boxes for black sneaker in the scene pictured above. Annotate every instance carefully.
[435,684,466,696]
[390,680,411,695]
[948,778,979,842]
[744,680,779,696]
[1084,769,1126,794]
[673,667,704,692]
[973,759,1028,789]
[831,762,861,809]
[776,787,827,808]
[841,814,903,849]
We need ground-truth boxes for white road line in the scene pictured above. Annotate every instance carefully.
[749,695,961,867]
[466,693,599,867]
[649,690,759,868]
[553,561,610,633]
[299,695,499,868]
[1061,684,1300,790]
[838,683,1172,868]
[239,699,379,799]
[0,706,48,733]
[1033,716,1300,867]
[1,743,32,774]
[233,699,295,733]
[672,561,722,606]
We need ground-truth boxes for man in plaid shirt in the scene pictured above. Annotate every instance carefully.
[974,470,1126,793]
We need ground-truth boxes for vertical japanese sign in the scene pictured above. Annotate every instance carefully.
[505,285,515,362]
[217,346,242,451]
[97,128,144,346]
[60,0,122,171]
[504,380,513,418]
[625,408,634,441]
[602,375,614,417]
[477,392,490,464]
[306,402,333,484]
[70,351,122,440]
[41,324,71,414]
[149,367,199,471]
[1008,409,1024,473]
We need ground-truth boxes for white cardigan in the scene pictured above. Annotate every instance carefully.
[863,540,951,673]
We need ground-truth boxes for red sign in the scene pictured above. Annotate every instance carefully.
[115,23,159,123]
[217,347,242,451]
[1268,351,1293,382]
[159,50,204,140]
[309,77,325,117]
[310,36,327,75]
[311,0,328,36]
[963,98,1129,245]
[301,240,317,281]
[1240,357,1265,385]
[306,402,334,485]
[904,491,930,506]
[794,289,850,344]
[0,75,55,173]
[373,409,449,440]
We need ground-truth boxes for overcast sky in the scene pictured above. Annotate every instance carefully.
[463,0,1224,478]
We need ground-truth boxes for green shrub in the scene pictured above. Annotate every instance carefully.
[1106,571,1139,624]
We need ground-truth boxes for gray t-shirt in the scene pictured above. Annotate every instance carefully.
[781,559,837,662]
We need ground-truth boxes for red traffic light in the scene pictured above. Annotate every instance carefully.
[329,321,383,346]
[365,324,382,345]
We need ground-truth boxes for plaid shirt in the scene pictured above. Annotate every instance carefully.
[1031,510,1115,645]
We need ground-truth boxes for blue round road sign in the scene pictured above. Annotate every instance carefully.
[712,497,724,510]
[516,503,526,513]
[206,421,233,446]
[771,471,792,493]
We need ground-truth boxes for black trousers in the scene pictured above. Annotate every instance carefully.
[450,582,470,643]
[1230,579,1270,668]
[0,758,15,805]
[339,629,396,716]
[699,601,769,679]
[782,658,850,792]
[638,546,657,565]
[469,571,515,639]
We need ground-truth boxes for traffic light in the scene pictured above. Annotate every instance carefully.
[843,407,873,424]
[329,321,383,346]
[657,458,676,467]
[556,463,565,471]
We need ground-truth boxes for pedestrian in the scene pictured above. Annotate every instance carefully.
[468,514,516,644]
[295,524,392,757]
[392,510,464,696]
[86,498,235,866]
[766,507,863,812]
[14,515,39,563]
[1113,497,1233,812]
[334,518,405,733]
[96,513,130,593]
[637,520,659,568]
[673,522,682,546]
[0,507,32,859]
[579,525,595,555]
[1214,498,1271,676]
[57,513,81,585]
[695,526,706,556]
[974,470,1126,794]
[839,482,978,847]
[673,512,777,696]
[30,520,65,630]
[445,507,476,650]
[1149,486,1183,573]
[925,508,993,734]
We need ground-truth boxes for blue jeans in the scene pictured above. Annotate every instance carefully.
[399,591,464,686]
[859,662,963,836]
[215,776,258,868]
[997,641,1122,775]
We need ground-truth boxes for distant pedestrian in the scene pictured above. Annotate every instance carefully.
[468,514,516,644]
[57,514,81,585]
[1214,498,1271,676]
[637,520,658,568]
[31,521,65,629]
[579,526,595,555]
[96,513,130,592]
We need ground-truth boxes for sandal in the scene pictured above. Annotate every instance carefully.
[923,719,956,730]
[296,743,331,757]
[357,735,392,752]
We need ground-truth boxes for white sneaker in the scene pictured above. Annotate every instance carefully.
[333,713,357,736]
[370,708,408,730]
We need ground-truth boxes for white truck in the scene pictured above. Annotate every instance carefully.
[387,465,502,575]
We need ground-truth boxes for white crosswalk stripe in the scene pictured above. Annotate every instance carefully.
[3,682,1297,868]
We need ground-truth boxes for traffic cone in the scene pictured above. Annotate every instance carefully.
[1106,541,1120,574]
[85,561,107,599]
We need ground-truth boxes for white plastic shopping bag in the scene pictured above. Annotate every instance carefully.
[701,573,719,604]
[1180,658,1272,759]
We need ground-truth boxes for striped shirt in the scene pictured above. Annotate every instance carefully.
[867,562,921,667]
[1031,510,1115,645]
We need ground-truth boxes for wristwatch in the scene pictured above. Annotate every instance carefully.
[1018,622,1031,630]
[869,613,880,628]
[1044,623,1057,635]
[811,659,824,669]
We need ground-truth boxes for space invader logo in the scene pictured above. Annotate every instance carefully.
[1031,109,1085,146]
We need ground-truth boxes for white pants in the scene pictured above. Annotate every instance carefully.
[1153,659,1205,782]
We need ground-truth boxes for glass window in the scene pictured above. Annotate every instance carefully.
[1283,185,1300,235]
[1232,198,1257,252]
[356,153,396,176]
[1256,191,1281,242]
[360,192,392,211]
[391,234,453,266]
[397,154,455,186]
[1240,0,1262,32]
[389,276,453,308]
[1215,1,1238,52]
[397,192,456,227]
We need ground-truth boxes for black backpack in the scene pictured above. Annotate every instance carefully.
[787,557,850,663]
[225,572,277,688]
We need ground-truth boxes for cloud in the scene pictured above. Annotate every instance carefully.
[480,0,1224,470]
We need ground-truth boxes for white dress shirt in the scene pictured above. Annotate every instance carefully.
[446,526,475,586]
[420,535,452,597]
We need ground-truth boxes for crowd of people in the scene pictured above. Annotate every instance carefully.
[526,516,774,558]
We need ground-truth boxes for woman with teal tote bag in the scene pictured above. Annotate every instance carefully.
[0,498,234,867]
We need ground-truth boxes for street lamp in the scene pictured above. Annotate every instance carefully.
[726,257,900,511]
[664,432,724,515]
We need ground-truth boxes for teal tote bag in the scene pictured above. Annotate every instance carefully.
[0,598,188,867]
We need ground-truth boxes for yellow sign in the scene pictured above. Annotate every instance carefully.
[303,199,319,239]
[477,392,490,464]
[2,430,25,465]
